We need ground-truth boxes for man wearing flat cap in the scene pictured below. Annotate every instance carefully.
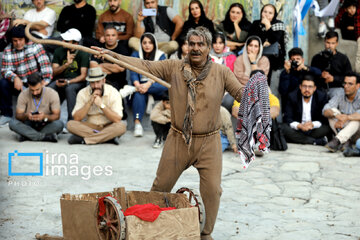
[0,24,52,126]
[49,28,89,121]
[66,67,126,145]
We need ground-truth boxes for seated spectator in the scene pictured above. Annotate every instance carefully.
[130,0,184,55]
[180,0,215,39]
[91,25,130,91]
[0,4,12,51]
[67,67,126,145]
[9,73,63,142]
[57,0,96,46]
[323,72,360,152]
[130,33,167,137]
[311,31,352,98]
[231,36,269,112]
[337,0,358,41]
[336,0,360,40]
[150,91,171,148]
[249,3,286,93]
[49,28,89,121]
[95,0,134,44]
[12,0,56,39]
[343,138,360,156]
[216,3,251,52]
[220,106,237,153]
[279,47,321,107]
[0,25,52,126]
[282,75,331,145]
[169,35,188,60]
[210,32,236,72]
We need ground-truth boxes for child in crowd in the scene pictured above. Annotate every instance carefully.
[220,106,237,153]
[338,0,358,41]
[150,92,171,148]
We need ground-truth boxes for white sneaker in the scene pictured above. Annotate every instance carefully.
[119,85,136,98]
[0,116,11,127]
[328,17,335,29]
[134,123,143,137]
[152,138,163,148]
[318,22,327,38]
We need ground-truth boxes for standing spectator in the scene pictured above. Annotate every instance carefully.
[9,73,63,142]
[12,0,56,39]
[279,47,321,107]
[249,3,286,94]
[336,0,358,41]
[130,0,184,55]
[49,28,89,121]
[216,3,251,52]
[57,0,96,43]
[170,35,188,60]
[311,31,352,98]
[67,67,126,145]
[323,72,360,152]
[150,91,171,148]
[95,0,134,44]
[180,0,215,38]
[282,75,331,145]
[130,33,167,137]
[0,25,52,126]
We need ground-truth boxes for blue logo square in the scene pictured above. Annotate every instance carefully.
[8,150,43,176]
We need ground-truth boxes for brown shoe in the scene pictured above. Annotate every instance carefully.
[325,137,341,152]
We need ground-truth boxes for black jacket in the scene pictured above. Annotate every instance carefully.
[143,6,175,38]
[283,88,329,125]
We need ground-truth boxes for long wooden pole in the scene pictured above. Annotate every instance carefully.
[25,22,171,89]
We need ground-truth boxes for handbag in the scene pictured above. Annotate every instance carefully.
[262,42,280,57]
[270,119,287,151]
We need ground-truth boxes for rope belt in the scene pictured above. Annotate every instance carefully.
[171,125,220,138]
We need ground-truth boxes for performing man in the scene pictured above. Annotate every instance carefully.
[94,26,244,240]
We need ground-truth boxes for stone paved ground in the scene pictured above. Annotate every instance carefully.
[0,126,359,240]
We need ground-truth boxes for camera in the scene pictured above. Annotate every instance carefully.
[291,60,299,70]
[320,48,333,71]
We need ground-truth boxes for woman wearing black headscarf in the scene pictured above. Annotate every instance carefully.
[216,3,251,52]
[180,0,215,38]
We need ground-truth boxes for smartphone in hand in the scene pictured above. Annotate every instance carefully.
[142,8,157,16]
[31,111,39,115]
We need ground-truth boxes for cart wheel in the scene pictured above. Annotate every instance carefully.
[96,196,126,240]
[176,187,206,232]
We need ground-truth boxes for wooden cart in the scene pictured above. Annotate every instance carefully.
[36,187,205,240]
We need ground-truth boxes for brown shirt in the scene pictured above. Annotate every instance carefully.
[114,55,243,134]
[95,9,134,41]
[16,87,60,115]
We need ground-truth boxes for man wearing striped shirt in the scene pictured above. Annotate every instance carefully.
[0,25,52,126]
[323,72,360,152]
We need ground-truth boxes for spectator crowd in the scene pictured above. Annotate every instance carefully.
[1,0,360,156]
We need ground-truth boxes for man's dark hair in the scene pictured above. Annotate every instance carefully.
[7,25,28,44]
[325,31,338,41]
[301,74,316,84]
[104,24,117,32]
[288,47,303,58]
[345,72,360,83]
[27,73,43,86]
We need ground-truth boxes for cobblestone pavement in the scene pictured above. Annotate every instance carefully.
[0,127,359,240]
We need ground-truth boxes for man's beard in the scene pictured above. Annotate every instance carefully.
[32,89,43,99]
[110,5,119,13]
[303,94,311,99]
[74,0,82,4]
[92,86,104,96]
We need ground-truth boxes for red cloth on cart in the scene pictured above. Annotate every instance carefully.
[124,203,176,222]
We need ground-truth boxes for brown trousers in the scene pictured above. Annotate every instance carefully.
[151,128,222,239]
[67,120,126,144]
